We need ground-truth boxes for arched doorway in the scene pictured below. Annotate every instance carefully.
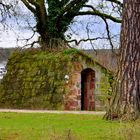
[81,68,95,110]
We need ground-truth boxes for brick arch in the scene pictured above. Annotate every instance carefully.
[81,68,95,110]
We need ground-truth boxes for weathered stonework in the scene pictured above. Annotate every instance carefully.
[64,59,111,111]
[0,48,112,110]
[64,63,82,110]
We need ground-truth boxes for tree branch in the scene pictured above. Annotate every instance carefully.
[77,10,121,23]
[21,0,36,13]
[67,37,108,46]
[83,5,96,11]
[55,0,88,33]
[106,0,123,7]
[0,2,12,17]
[103,18,114,48]
[21,0,47,33]
[59,0,88,17]
[101,17,119,55]
[35,0,47,24]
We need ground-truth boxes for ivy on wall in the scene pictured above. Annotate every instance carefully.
[0,48,113,109]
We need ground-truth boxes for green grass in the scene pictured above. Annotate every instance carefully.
[0,113,139,140]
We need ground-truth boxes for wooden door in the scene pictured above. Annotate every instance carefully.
[81,68,95,110]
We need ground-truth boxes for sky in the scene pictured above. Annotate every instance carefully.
[0,0,121,49]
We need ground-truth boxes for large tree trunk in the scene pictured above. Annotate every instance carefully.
[37,19,67,50]
[105,0,140,120]
[40,37,67,50]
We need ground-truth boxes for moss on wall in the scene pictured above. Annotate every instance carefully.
[0,48,113,110]
[0,49,71,109]
[94,71,114,111]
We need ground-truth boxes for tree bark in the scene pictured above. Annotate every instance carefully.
[105,0,140,120]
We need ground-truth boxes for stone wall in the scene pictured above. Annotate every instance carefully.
[64,62,82,110]
[64,59,111,111]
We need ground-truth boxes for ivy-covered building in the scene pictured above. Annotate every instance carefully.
[0,48,113,111]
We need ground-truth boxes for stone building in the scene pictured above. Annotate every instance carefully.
[64,49,118,110]
[64,59,112,111]
[0,48,113,110]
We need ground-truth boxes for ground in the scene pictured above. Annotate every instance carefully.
[0,111,139,140]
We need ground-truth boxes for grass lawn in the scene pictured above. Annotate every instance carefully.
[0,112,140,140]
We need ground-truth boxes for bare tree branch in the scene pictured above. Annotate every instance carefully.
[83,5,96,11]
[106,0,123,7]
[101,17,119,55]
[67,37,108,46]
[21,40,39,48]
[77,10,121,23]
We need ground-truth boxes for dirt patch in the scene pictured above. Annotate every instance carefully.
[1,133,19,140]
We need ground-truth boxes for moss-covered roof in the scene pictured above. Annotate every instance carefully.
[8,48,111,71]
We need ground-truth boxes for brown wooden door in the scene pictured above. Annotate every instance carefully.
[81,68,95,110]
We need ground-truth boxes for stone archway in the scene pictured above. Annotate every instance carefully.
[81,68,95,110]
